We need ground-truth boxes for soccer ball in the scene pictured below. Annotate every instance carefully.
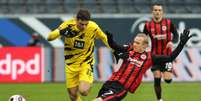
[8,95,26,101]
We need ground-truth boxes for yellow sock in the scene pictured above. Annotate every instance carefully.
[76,96,82,101]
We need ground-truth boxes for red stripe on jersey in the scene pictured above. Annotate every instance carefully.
[120,53,141,85]
[124,64,141,88]
[109,51,153,93]
[156,22,162,54]
[145,21,150,32]
[150,20,157,54]
[123,52,144,88]
[116,90,127,97]
[110,61,127,81]
[127,52,148,92]
[109,52,137,81]
[148,19,172,55]
[103,94,115,101]
[167,19,172,55]
[129,74,143,93]
[161,19,167,55]
[129,52,152,93]
[119,63,135,84]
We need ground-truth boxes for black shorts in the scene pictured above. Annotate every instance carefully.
[151,64,166,72]
[97,81,128,101]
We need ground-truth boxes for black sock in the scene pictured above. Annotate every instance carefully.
[154,78,161,100]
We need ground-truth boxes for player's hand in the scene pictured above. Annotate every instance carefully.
[180,29,193,45]
[166,42,174,49]
[60,25,78,37]
[105,31,113,40]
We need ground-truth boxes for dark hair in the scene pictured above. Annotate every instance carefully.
[76,9,91,21]
[151,3,163,10]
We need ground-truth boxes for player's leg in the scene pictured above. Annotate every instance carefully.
[66,64,81,101]
[92,81,127,101]
[79,63,94,96]
[152,65,162,101]
[67,86,79,101]
[163,62,173,83]
[92,83,106,101]
[96,87,127,101]
[79,81,91,96]
[163,71,172,83]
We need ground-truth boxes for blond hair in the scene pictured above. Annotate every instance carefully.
[136,33,148,45]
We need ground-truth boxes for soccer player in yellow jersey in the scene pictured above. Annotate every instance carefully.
[47,9,109,101]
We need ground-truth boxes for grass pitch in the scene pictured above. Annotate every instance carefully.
[0,82,201,101]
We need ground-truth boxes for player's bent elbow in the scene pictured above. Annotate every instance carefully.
[47,36,54,41]
[47,29,60,41]
[47,34,58,41]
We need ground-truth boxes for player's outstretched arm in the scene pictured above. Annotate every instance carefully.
[153,29,192,65]
[47,25,78,41]
[105,31,128,52]
[47,29,60,41]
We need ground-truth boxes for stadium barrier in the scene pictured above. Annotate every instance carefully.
[0,47,201,83]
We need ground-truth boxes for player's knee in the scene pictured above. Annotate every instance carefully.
[80,91,88,96]
[79,90,89,96]
[79,81,91,96]
[164,79,172,84]
[154,78,161,86]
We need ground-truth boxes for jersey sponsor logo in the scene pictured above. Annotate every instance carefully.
[74,40,85,49]
[140,54,147,60]
[162,26,167,31]
[128,57,143,67]
[153,34,167,40]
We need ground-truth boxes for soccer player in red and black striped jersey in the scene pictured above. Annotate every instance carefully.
[143,3,179,101]
[92,29,192,101]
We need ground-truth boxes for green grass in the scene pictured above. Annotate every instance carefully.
[0,82,201,101]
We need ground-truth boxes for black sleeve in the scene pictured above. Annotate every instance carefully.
[152,42,184,65]
[143,24,149,35]
[170,23,179,43]
[107,36,128,52]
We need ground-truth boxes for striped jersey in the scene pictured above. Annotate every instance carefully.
[109,49,153,93]
[143,18,177,55]
[59,19,109,65]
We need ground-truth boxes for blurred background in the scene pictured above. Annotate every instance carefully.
[0,0,201,101]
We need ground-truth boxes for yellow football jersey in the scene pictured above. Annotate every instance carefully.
[58,19,109,65]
